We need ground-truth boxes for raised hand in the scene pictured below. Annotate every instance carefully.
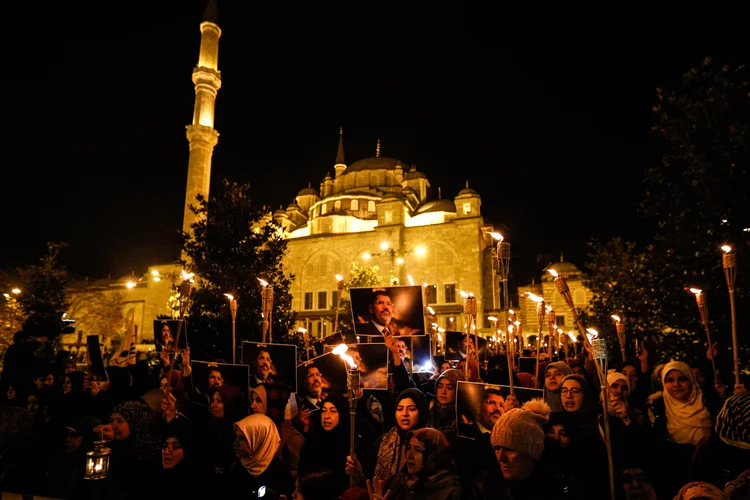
[366,478,391,500]
[346,454,364,480]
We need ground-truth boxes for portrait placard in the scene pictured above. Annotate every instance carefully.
[153,320,187,352]
[350,285,425,337]
[323,343,388,390]
[456,381,543,439]
[444,331,488,362]
[296,352,348,396]
[312,332,345,357]
[241,341,298,393]
[86,335,107,380]
[386,334,433,374]
[190,361,250,407]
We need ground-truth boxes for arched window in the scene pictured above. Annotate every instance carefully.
[351,199,359,211]
[321,204,328,215]
[368,200,376,212]
[334,200,341,211]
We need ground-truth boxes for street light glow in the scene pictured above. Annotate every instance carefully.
[11,288,21,294]
[414,246,426,256]
[380,242,389,250]
[125,281,136,289]
[362,252,371,260]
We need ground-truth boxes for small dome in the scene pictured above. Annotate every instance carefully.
[347,156,403,173]
[273,208,287,218]
[457,180,479,197]
[286,201,301,212]
[297,186,319,197]
[415,199,456,214]
[548,260,581,275]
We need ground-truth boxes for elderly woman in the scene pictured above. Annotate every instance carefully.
[223,413,293,498]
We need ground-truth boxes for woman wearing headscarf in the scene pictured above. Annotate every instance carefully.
[543,361,573,413]
[224,413,293,498]
[153,417,199,498]
[347,388,429,491]
[428,368,464,436]
[299,393,356,496]
[385,427,460,500]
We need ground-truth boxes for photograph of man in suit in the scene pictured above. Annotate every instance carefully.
[354,288,395,338]
[249,346,277,388]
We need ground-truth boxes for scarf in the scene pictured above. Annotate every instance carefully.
[249,385,268,414]
[428,369,464,435]
[234,413,280,477]
[661,362,712,446]
[112,399,162,460]
[374,389,429,482]
[543,362,573,413]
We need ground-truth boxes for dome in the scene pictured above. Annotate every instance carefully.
[286,201,301,211]
[273,208,287,218]
[548,260,581,275]
[297,186,318,197]
[415,199,456,214]
[346,156,404,173]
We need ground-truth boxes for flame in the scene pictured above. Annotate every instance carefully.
[525,292,544,303]
[568,331,577,342]
[545,305,553,313]
[548,269,559,278]
[488,316,498,322]
[431,322,439,328]
[689,288,702,295]
[508,309,514,315]
[181,270,195,280]
[257,278,269,287]
[611,315,621,323]
[489,232,504,241]
[407,274,415,286]
[335,274,343,281]
[508,325,514,334]
[514,321,520,326]
[332,343,357,369]
[721,245,732,253]
[557,328,564,334]
[297,327,307,333]
[437,327,445,333]
[151,270,160,276]
[125,281,136,289]
[426,306,436,315]
[224,293,234,301]
[459,290,471,298]
[437,333,443,342]
[586,328,599,338]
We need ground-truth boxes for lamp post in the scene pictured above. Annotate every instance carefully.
[333,275,345,334]
[333,344,359,488]
[224,294,238,364]
[721,245,740,386]
[547,269,591,348]
[689,288,719,382]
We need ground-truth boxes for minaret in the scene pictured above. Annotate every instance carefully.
[334,127,346,178]
[182,0,221,235]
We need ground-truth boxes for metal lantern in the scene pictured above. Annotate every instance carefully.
[84,435,112,480]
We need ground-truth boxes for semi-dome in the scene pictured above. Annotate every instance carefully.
[346,156,404,173]
[415,199,456,214]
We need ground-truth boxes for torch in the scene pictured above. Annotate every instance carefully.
[170,270,194,371]
[299,328,313,361]
[258,278,274,344]
[721,245,740,386]
[689,288,719,383]
[611,315,627,363]
[225,294,238,364]
[461,291,478,379]
[590,333,616,500]
[526,293,545,389]
[333,344,359,488]
[548,269,591,348]
[488,316,499,356]
[333,275,345,334]
[426,306,438,356]
[546,305,555,361]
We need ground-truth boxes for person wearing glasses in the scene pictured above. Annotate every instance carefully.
[355,289,397,339]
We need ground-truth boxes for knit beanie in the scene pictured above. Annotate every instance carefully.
[490,398,551,460]
[714,391,750,449]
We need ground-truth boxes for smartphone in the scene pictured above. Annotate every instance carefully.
[635,339,642,355]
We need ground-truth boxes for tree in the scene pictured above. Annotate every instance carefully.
[67,289,126,345]
[181,180,295,361]
[641,58,749,374]
[17,243,70,339]
[0,270,26,371]
[325,262,383,338]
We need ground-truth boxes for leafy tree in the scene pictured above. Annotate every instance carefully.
[181,180,295,361]
[17,243,70,339]
[326,262,383,338]
[0,270,26,370]
[67,289,125,345]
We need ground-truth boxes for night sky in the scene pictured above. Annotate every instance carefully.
[3,2,742,285]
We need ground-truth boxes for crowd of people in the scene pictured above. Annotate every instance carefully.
[0,325,747,500]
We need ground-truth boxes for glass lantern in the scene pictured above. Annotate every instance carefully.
[84,435,112,480]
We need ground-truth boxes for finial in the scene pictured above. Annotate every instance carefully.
[465,180,469,189]
[376,139,381,157]
[560,252,564,262]
[339,127,343,135]
[438,187,442,199]
[308,182,311,188]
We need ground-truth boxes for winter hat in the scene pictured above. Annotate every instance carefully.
[491,398,551,460]
[673,481,727,500]
[715,391,750,449]
[723,469,749,500]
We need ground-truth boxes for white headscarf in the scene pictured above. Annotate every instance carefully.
[661,362,712,445]
[233,413,280,477]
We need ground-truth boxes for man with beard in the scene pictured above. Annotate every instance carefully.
[478,387,506,433]
[296,363,325,433]
[249,347,276,388]
[354,289,395,339]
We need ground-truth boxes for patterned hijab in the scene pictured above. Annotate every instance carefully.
[112,399,161,459]
[374,388,429,482]
[428,369,464,435]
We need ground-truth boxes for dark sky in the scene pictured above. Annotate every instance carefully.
[2,2,742,285]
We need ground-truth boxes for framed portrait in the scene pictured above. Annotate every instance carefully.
[386,334,433,374]
[241,341,298,393]
[349,285,426,337]
[153,320,187,352]
[444,331,488,362]
[456,381,543,439]
[323,343,389,390]
[86,335,107,380]
[311,331,345,357]
[190,361,250,407]
[296,352,349,396]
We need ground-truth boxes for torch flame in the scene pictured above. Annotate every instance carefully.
[568,332,577,342]
[426,306,436,315]
[181,270,195,280]
[586,328,599,338]
[548,269,559,278]
[257,278,269,287]
[297,327,307,333]
[545,305,553,313]
[332,343,357,369]
[508,309,514,315]
[489,232,504,241]
[525,292,544,303]
[407,274,415,286]
[437,326,445,332]
[611,315,621,323]
[459,290,474,298]
[689,288,702,295]
[488,316,498,322]
[224,293,234,301]
[335,274,343,281]
[721,245,732,253]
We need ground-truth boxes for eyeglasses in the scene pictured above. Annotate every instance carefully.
[560,387,582,396]
[373,300,393,307]
[163,442,182,451]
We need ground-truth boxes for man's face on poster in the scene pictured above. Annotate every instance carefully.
[208,369,224,389]
[305,367,323,398]
[369,293,393,327]
[481,391,505,429]
[255,350,272,380]
[161,324,174,350]
[395,340,409,360]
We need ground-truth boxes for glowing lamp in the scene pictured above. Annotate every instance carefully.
[84,435,112,480]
